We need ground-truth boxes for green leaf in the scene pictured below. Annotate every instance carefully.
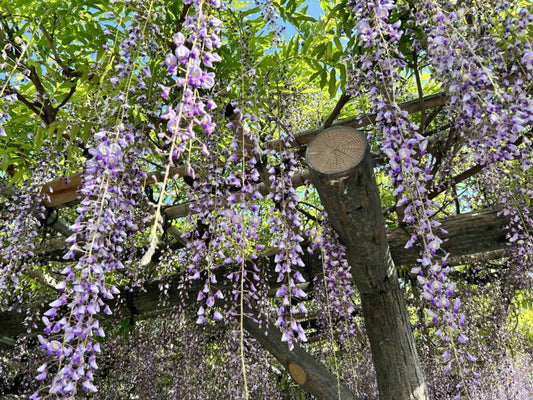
[334,36,343,52]
[339,64,346,91]
[34,127,45,152]
[325,41,333,60]
[308,70,322,84]
[69,124,80,142]
[311,43,326,58]
[328,69,337,98]
[320,68,328,89]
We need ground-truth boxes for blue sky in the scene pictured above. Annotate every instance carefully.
[283,1,324,37]
[305,0,324,18]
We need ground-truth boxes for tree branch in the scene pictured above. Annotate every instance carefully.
[39,23,82,79]
[323,92,351,128]
[55,84,77,111]
[8,88,45,119]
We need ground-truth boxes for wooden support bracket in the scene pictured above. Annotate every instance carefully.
[242,311,358,400]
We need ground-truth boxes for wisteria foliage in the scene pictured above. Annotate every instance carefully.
[0,0,532,399]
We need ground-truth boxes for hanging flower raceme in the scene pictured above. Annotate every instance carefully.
[479,164,533,287]
[267,148,310,349]
[414,0,533,296]
[415,0,533,169]
[311,222,357,324]
[180,125,265,325]
[32,127,147,398]
[0,174,47,307]
[31,0,158,396]
[161,0,222,164]
[142,0,223,267]
[347,0,473,390]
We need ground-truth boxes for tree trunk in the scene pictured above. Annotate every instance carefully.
[306,126,428,400]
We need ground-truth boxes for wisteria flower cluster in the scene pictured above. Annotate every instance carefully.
[141,0,223,266]
[267,147,310,349]
[1,0,533,399]
[30,0,160,396]
[311,221,357,323]
[161,0,222,162]
[346,1,477,395]
[345,0,533,397]
[413,0,533,366]
[0,173,47,308]
[32,126,147,398]
[414,0,533,290]
[182,119,265,324]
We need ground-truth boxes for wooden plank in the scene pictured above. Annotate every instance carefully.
[243,311,359,400]
[40,166,187,208]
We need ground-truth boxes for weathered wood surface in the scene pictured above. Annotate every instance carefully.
[389,207,510,266]
[306,126,428,400]
[243,312,358,400]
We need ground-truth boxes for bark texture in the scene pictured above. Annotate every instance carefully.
[243,313,358,400]
[306,126,429,400]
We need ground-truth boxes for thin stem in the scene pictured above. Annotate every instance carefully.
[320,246,342,400]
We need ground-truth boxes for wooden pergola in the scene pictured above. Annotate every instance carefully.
[0,91,520,400]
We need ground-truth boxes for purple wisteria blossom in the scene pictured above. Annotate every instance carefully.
[347,1,475,395]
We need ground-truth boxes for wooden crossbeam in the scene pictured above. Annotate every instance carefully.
[38,92,449,209]
[34,205,512,271]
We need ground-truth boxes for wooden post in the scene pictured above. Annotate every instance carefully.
[306,126,429,400]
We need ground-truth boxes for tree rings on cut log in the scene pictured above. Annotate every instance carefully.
[288,362,307,385]
[306,126,366,176]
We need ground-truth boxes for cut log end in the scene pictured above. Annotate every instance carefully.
[306,126,366,175]
[288,362,307,385]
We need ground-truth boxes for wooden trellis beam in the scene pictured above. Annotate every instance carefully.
[243,310,358,400]
[270,92,449,149]
[40,166,187,208]
[39,92,449,209]
[34,205,512,271]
